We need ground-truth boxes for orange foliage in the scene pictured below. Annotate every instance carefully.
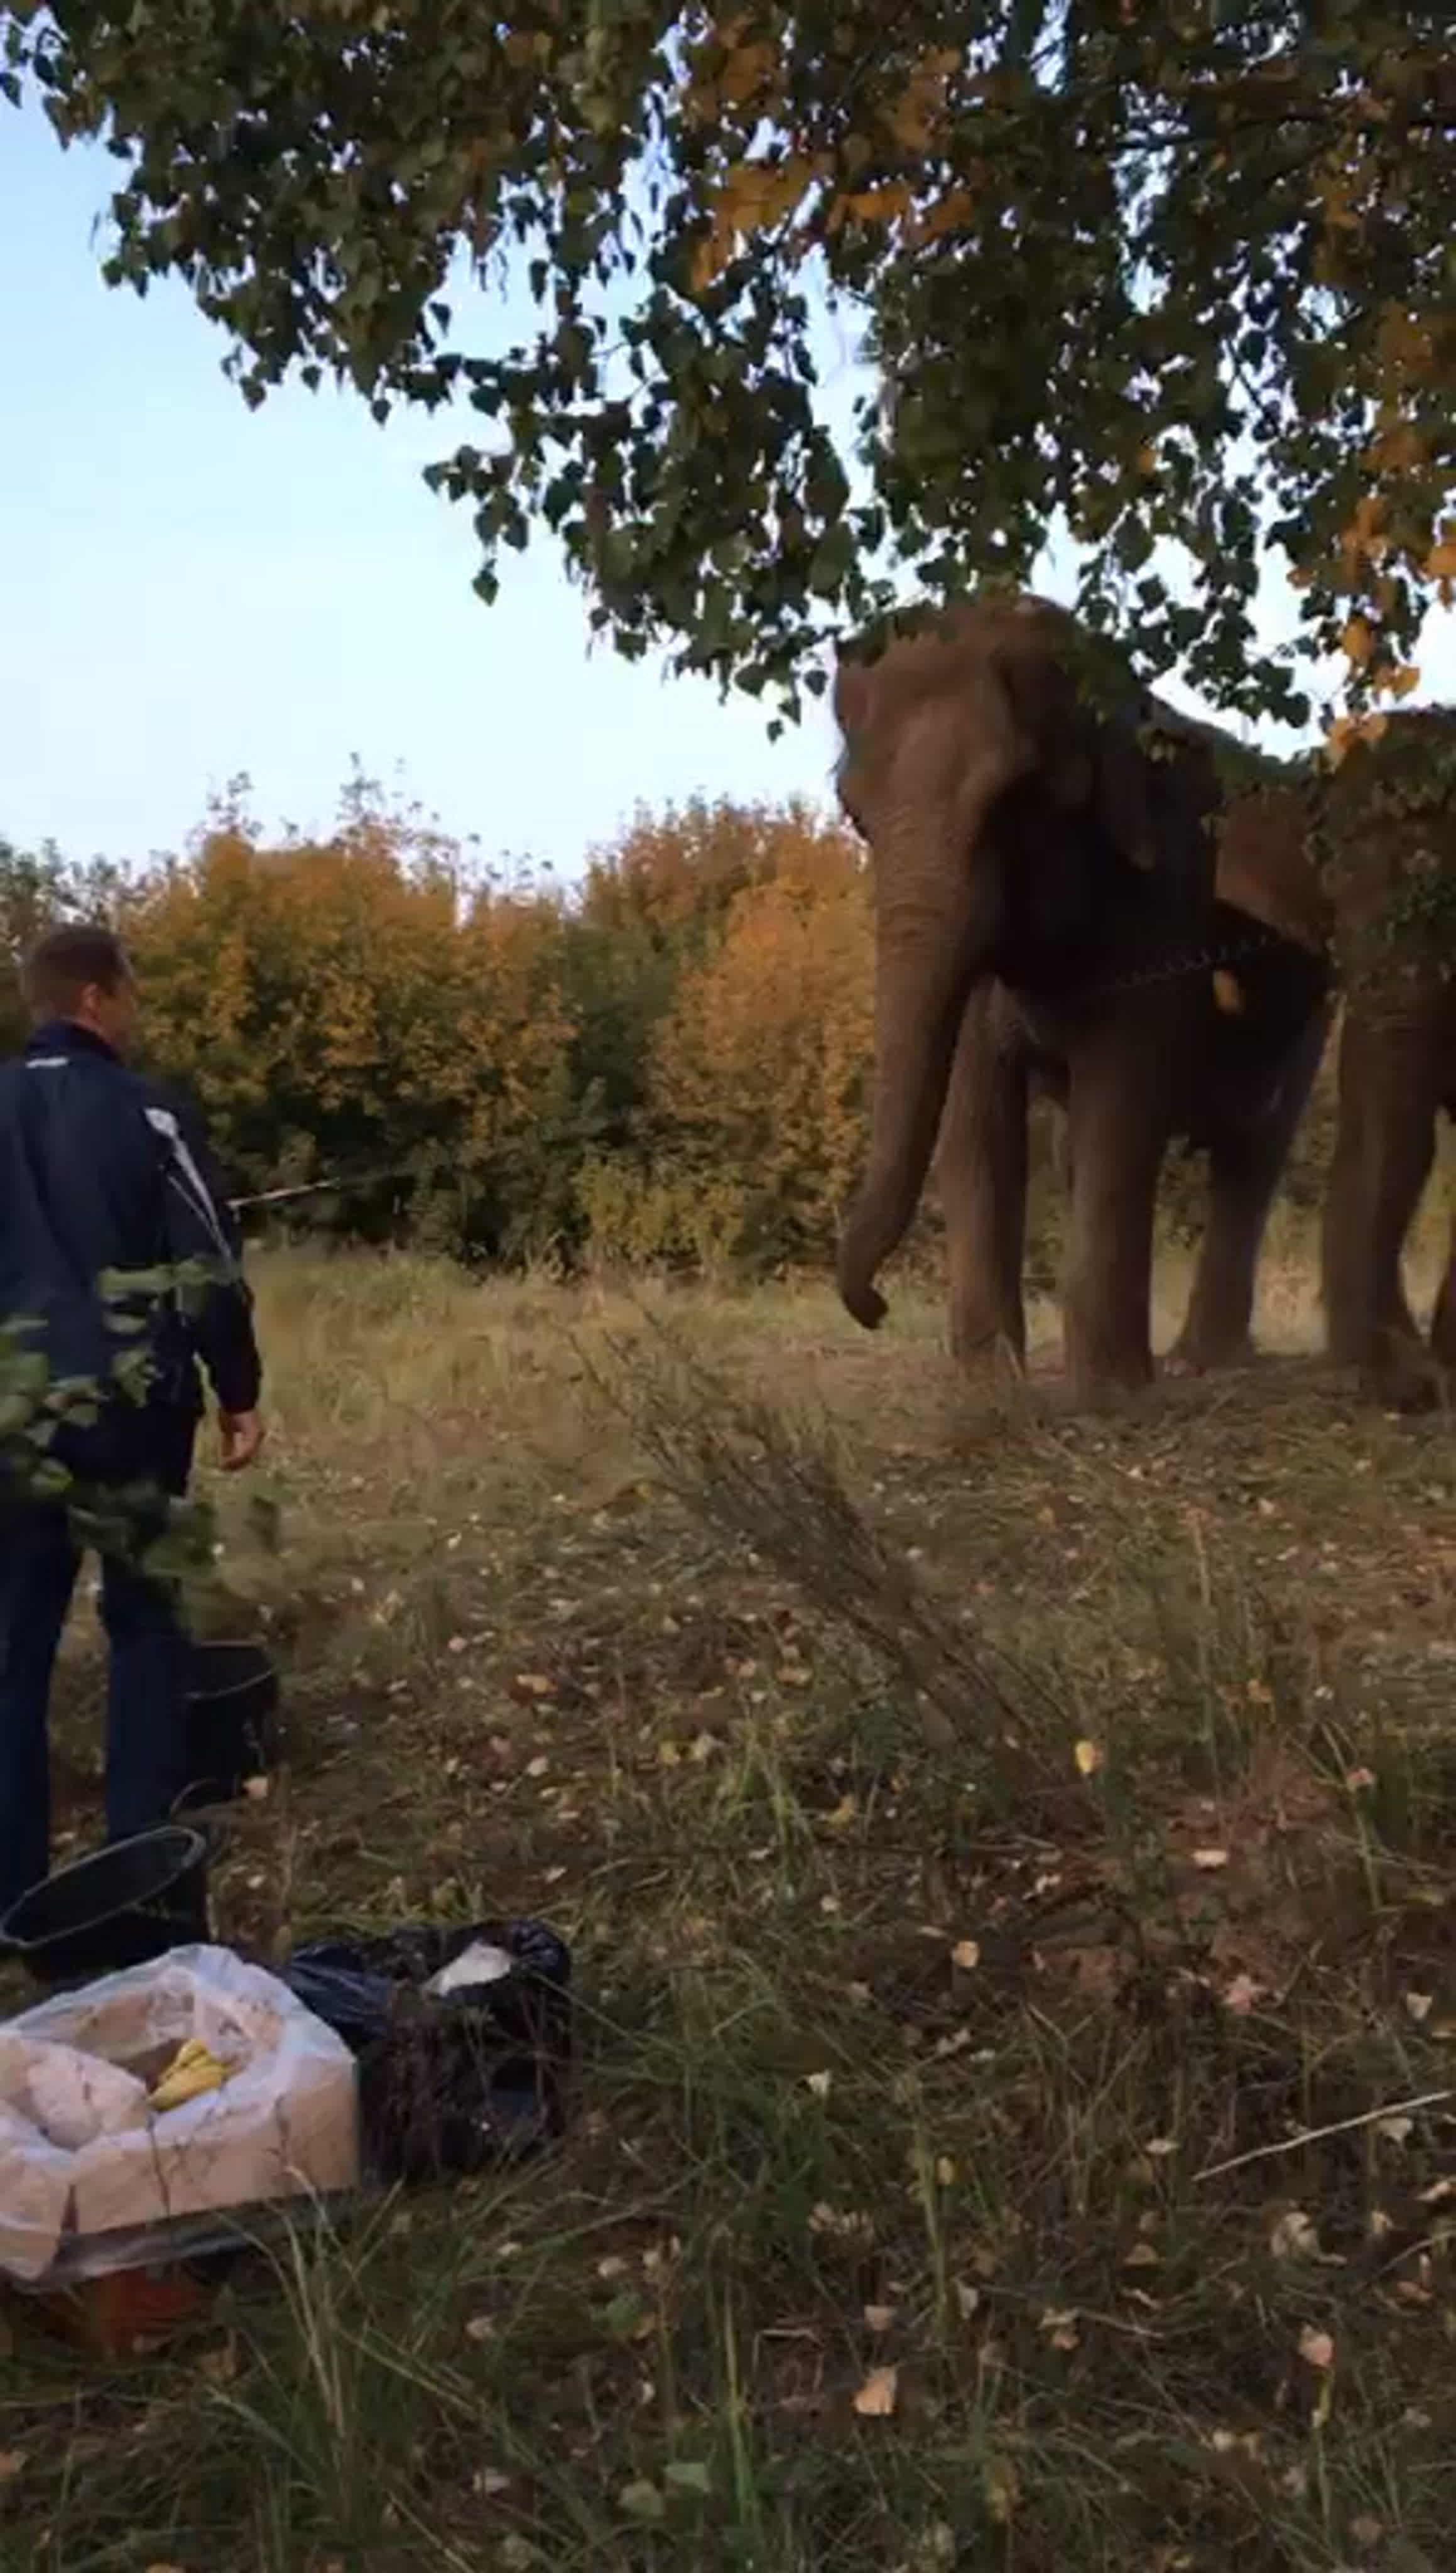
[651,827,872,1260]
[123,803,570,1233]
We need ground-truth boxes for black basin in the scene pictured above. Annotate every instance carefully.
[0,1825,211,1986]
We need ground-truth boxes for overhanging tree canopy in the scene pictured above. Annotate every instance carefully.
[6,4,1455,729]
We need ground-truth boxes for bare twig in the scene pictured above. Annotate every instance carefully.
[1195,2089,1455,2182]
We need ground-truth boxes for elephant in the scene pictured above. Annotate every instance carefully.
[831,592,1335,1405]
[1220,708,1456,1405]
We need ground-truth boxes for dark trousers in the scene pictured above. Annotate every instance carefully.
[0,1412,197,1913]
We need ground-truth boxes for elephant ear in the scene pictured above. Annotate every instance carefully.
[992,632,1159,870]
[1087,721,1160,871]
[832,651,876,742]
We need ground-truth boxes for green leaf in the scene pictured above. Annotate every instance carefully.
[663,2459,712,2498]
[617,2479,666,2523]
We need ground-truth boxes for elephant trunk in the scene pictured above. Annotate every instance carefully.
[837,813,1001,1332]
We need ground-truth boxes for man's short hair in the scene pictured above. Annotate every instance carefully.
[21,922,133,1020]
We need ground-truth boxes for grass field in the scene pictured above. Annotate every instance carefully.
[6,1227,1456,2572]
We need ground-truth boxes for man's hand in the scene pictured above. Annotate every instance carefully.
[219,1408,265,1471]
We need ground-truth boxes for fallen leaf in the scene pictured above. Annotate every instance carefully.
[806,2070,833,2099]
[1298,2325,1335,2370]
[1405,1991,1434,2023]
[1073,1738,1104,1777]
[955,2280,981,2318]
[663,2459,713,2496]
[863,2303,897,2331]
[1377,2115,1414,2145]
[1222,1972,1261,2014]
[242,1774,269,1803]
[618,2479,666,2521]
[1122,2240,1161,2268]
[1145,2136,1178,2160]
[853,2363,899,2417]
[473,2467,512,2497]
[465,2313,492,2342]
[1192,1847,1230,1871]
[982,2452,1019,2523]
[935,2155,957,2185]
[1271,2209,1320,2260]
[1040,2307,1080,2351]
[950,1939,981,1971]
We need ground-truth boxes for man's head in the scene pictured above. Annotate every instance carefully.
[21,923,139,1055]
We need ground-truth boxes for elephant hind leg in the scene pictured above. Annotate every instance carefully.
[1322,1015,1438,1399]
[1427,1208,1456,1377]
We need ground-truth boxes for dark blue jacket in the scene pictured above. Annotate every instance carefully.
[0,1020,262,1426]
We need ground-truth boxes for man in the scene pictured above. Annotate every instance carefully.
[0,922,264,1910]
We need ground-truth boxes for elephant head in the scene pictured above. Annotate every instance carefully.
[832,595,1198,1332]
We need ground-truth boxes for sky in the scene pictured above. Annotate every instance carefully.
[1,97,850,883]
[4,92,1453,886]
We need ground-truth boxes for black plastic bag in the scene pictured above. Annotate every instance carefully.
[282,1917,572,2186]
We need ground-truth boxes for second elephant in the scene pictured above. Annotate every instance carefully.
[1220,708,1456,1405]
[832,593,1334,1403]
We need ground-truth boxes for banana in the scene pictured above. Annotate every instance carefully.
[148,2038,232,2113]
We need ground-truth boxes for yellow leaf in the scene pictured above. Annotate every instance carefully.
[1073,1738,1104,1777]
[1375,661,1421,700]
[852,2363,899,2417]
[983,2453,1020,2523]
[1426,538,1456,579]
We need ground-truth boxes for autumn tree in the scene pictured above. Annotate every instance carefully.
[647,817,872,1265]
[122,792,576,1254]
[9,7,1453,726]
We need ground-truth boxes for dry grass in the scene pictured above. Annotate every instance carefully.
[6,1222,1456,2573]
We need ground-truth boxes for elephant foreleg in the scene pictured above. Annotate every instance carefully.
[1060,1047,1165,1404]
[935,991,1030,1376]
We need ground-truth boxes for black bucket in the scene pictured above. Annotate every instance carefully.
[178,1638,281,1808]
[0,1825,211,1988]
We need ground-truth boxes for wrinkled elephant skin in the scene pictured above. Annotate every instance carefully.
[832,593,1335,1408]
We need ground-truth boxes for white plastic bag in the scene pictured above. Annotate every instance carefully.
[0,1944,360,2285]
